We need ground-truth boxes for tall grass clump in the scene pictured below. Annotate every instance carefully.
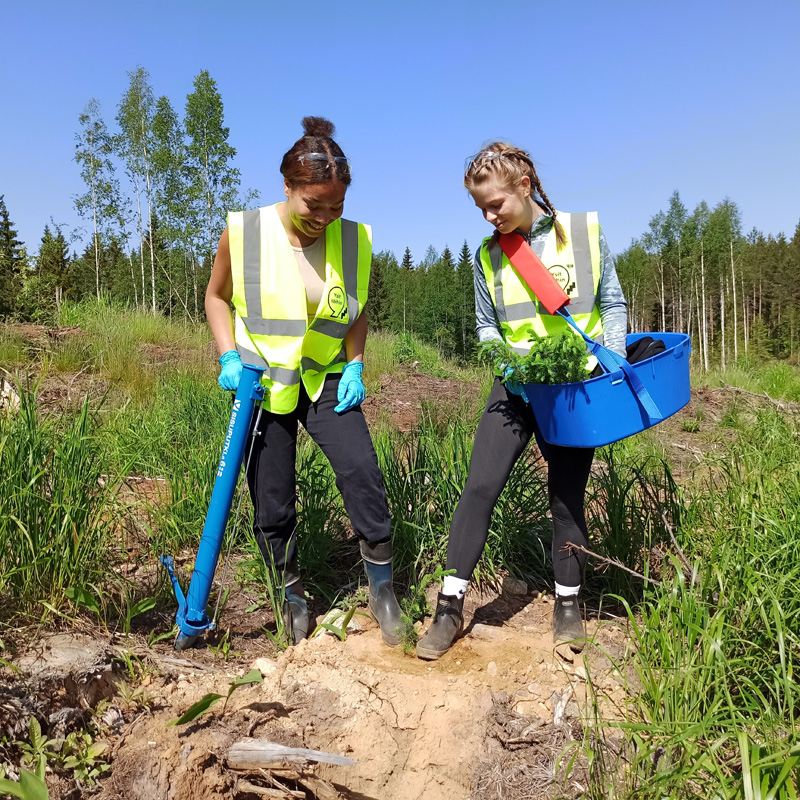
[0,327,28,366]
[586,445,684,601]
[376,414,550,587]
[584,406,800,797]
[0,386,121,617]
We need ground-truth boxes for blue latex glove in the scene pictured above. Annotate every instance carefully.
[502,363,528,401]
[334,360,365,413]
[218,349,243,391]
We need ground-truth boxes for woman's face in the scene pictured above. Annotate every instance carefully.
[470,175,533,235]
[284,180,346,239]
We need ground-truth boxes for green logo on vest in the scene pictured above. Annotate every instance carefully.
[327,286,347,319]
[549,265,576,295]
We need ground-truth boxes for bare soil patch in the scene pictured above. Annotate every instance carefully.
[362,369,482,431]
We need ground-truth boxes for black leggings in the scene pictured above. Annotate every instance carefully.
[245,374,391,585]
[447,378,594,587]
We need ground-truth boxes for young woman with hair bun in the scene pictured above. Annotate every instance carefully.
[416,142,628,660]
[205,116,403,647]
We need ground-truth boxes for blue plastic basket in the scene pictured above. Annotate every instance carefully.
[523,328,692,448]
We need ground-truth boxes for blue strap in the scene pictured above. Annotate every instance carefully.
[556,309,663,423]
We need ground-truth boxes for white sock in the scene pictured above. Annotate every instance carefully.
[555,582,580,598]
[442,576,469,599]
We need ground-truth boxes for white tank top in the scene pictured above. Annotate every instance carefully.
[292,236,326,322]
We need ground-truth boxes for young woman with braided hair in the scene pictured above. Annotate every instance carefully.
[416,142,628,660]
[206,116,403,647]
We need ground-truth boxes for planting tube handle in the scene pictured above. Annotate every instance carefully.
[556,309,663,424]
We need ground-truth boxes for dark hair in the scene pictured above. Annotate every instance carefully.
[464,141,567,250]
[280,116,352,187]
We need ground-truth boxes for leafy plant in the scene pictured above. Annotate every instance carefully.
[122,596,157,635]
[207,627,241,661]
[168,668,263,726]
[310,604,362,642]
[479,331,589,387]
[0,768,49,800]
[114,680,155,712]
[14,719,57,786]
[58,732,109,787]
[64,586,101,616]
[393,331,418,364]
[147,624,178,647]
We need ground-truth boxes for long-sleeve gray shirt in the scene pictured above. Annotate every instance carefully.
[474,209,628,357]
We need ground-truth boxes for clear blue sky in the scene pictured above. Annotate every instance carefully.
[2,0,799,264]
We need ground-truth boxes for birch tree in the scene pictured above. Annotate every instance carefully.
[185,70,241,304]
[74,99,119,300]
[117,67,157,312]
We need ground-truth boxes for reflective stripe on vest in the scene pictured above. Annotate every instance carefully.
[229,204,371,413]
[481,211,604,355]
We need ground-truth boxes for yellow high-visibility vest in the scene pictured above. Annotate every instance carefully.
[479,211,604,358]
[228,203,372,413]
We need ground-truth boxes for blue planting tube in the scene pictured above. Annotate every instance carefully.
[160,363,265,650]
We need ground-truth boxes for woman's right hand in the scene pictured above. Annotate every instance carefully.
[218,350,243,391]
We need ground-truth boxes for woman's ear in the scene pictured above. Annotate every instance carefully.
[519,175,531,197]
[284,179,291,198]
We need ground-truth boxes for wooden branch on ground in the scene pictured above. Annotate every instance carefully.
[719,381,800,412]
[563,542,661,586]
[227,741,356,768]
[235,778,301,798]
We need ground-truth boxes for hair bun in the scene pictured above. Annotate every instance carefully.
[302,116,335,138]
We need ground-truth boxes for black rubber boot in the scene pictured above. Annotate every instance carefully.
[361,541,403,647]
[283,588,310,646]
[552,596,585,653]
[416,593,464,660]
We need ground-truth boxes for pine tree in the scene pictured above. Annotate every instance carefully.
[366,250,396,329]
[455,240,477,358]
[0,195,24,316]
[19,225,71,321]
[420,246,456,355]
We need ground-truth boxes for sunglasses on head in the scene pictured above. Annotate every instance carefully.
[298,152,351,169]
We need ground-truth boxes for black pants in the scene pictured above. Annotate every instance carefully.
[245,374,391,585]
[447,378,594,587]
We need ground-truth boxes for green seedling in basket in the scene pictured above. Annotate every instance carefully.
[479,332,588,387]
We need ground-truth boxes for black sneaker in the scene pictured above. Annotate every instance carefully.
[552,596,585,653]
[416,593,464,660]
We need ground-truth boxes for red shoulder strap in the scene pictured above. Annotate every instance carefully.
[496,232,570,315]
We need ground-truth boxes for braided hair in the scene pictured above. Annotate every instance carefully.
[464,142,567,250]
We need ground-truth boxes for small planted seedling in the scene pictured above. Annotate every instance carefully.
[207,627,241,661]
[168,668,263,726]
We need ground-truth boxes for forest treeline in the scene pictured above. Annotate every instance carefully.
[0,67,798,368]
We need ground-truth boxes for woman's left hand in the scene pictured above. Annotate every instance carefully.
[334,360,366,413]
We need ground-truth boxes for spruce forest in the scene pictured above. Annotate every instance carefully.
[1,65,798,370]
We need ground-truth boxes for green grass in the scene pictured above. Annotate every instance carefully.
[701,357,800,403]
[1,302,799,796]
[580,406,800,798]
[0,384,124,618]
[0,328,28,367]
